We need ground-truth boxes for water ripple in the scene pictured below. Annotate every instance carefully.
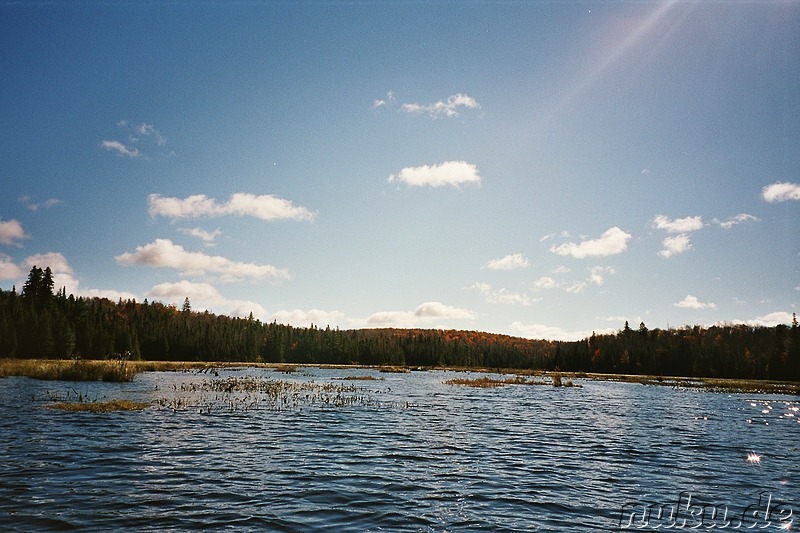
[0,370,797,531]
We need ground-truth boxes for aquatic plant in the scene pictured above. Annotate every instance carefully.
[153,375,394,412]
[48,399,149,412]
[0,356,136,382]
[445,376,549,388]
[378,366,409,373]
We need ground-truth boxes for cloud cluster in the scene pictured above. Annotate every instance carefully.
[674,294,717,310]
[715,213,758,229]
[659,234,692,258]
[268,308,347,328]
[178,227,221,245]
[550,227,631,259]
[0,254,23,280]
[365,301,477,327]
[372,91,395,109]
[652,215,703,233]
[652,215,704,258]
[11,252,137,301]
[115,239,291,282]
[373,91,480,118]
[401,94,480,118]
[472,282,534,306]
[483,253,529,271]
[388,161,481,188]
[147,280,268,320]
[19,196,61,212]
[531,266,614,295]
[509,322,616,342]
[0,219,27,246]
[102,140,140,158]
[762,182,800,203]
[739,311,795,327]
[101,121,168,159]
[148,193,316,222]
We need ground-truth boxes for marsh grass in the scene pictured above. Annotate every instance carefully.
[337,375,384,381]
[48,399,150,412]
[0,357,135,382]
[154,375,399,411]
[378,366,409,373]
[445,376,550,388]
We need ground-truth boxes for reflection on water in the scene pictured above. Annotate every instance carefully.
[0,367,797,531]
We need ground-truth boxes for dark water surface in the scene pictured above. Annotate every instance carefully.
[1,367,797,531]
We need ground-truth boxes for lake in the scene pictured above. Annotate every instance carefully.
[0,367,797,531]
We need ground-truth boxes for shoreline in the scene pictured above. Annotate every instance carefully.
[1,358,798,395]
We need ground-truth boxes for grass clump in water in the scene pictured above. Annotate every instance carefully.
[378,366,409,373]
[445,375,548,388]
[48,399,149,412]
[0,356,136,382]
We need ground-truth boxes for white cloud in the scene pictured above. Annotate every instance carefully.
[101,140,141,158]
[588,266,614,286]
[365,310,417,328]
[81,288,140,301]
[103,121,167,159]
[135,123,167,146]
[742,311,794,327]
[23,252,73,275]
[19,196,61,212]
[483,253,529,271]
[178,227,221,244]
[715,213,758,229]
[401,93,480,118]
[532,276,559,290]
[509,321,616,342]
[269,308,347,328]
[372,91,395,109]
[565,281,587,293]
[366,301,478,327]
[762,182,800,203]
[674,294,717,310]
[659,234,692,258]
[22,252,137,301]
[471,282,534,306]
[0,254,23,280]
[147,280,267,320]
[0,219,28,246]
[148,193,315,222]
[388,161,481,188]
[652,214,704,233]
[115,239,291,282]
[22,252,79,297]
[550,227,631,259]
[415,301,477,319]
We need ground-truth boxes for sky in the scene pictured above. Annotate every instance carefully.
[1,0,798,341]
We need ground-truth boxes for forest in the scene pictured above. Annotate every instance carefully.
[1,266,798,381]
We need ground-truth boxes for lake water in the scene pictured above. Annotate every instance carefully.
[0,367,797,531]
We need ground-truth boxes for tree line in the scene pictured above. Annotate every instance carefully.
[1,266,798,381]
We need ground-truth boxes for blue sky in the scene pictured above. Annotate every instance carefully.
[1,0,798,341]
